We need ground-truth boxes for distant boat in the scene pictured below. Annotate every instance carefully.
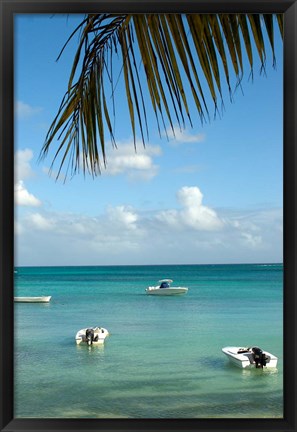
[75,327,109,346]
[145,279,188,296]
[222,346,278,369]
[14,296,52,303]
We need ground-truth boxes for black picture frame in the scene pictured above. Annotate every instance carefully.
[1,1,296,431]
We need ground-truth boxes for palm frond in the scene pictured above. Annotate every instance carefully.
[40,13,283,179]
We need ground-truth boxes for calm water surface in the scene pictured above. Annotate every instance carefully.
[14,264,283,418]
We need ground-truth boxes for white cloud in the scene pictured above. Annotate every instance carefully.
[241,232,262,248]
[15,148,35,182]
[41,141,161,181]
[15,101,42,118]
[42,166,67,183]
[226,207,283,251]
[165,126,205,145]
[16,206,145,265]
[27,213,54,231]
[107,205,139,229]
[14,181,41,207]
[157,186,224,231]
[14,188,283,266]
[104,143,161,180]
[14,149,43,208]
[14,220,24,235]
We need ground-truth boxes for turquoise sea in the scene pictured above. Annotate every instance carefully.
[14,264,283,419]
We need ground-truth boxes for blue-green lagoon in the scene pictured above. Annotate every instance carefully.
[14,264,283,418]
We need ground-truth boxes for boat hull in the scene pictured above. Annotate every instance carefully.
[14,296,51,303]
[222,346,278,369]
[145,287,188,295]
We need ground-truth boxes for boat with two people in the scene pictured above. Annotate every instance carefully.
[145,279,188,296]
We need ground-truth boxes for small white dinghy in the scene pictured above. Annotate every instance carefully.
[222,346,278,369]
[145,279,188,296]
[75,327,109,346]
[14,296,51,303]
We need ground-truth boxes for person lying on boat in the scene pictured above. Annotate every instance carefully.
[160,281,170,288]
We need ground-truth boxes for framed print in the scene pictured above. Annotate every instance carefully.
[1,0,296,431]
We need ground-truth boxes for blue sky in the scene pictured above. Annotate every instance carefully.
[14,14,283,266]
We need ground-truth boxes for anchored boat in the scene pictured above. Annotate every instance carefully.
[145,279,188,296]
[14,296,52,303]
[75,327,109,346]
[222,346,278,369]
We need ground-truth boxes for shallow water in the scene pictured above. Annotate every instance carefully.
[14,264,283,418]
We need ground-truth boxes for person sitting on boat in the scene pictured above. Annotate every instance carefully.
[160,281,170,288]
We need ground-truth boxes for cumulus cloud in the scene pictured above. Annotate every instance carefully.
[241,232,262,248]
[14,181,41,207]
[41,139,162,181]
[15,101,42,118]
[14,220,24,235]
[107,205,139,229]
[104,143,161,180]
[16,205,146,265]
[165,126,205,145]
[15,148,35,182]
[28,212,54,230]
[157,186,224,231]
[15,182,282,266]
[178,187,224,230]
[14,148,43,208]
[226,207,283,251]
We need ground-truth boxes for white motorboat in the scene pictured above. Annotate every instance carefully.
[14,296,52,303]
[75,327,109,346]
[145,279,188,296]
[222,346,278,369]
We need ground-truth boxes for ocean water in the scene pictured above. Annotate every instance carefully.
[14,264,283,419]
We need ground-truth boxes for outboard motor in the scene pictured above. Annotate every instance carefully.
[85,328,95,346]
[252,346,267,368]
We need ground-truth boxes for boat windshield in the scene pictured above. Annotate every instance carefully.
[160,281,170,288]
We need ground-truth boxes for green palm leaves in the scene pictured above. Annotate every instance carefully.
[40,13,283,179]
